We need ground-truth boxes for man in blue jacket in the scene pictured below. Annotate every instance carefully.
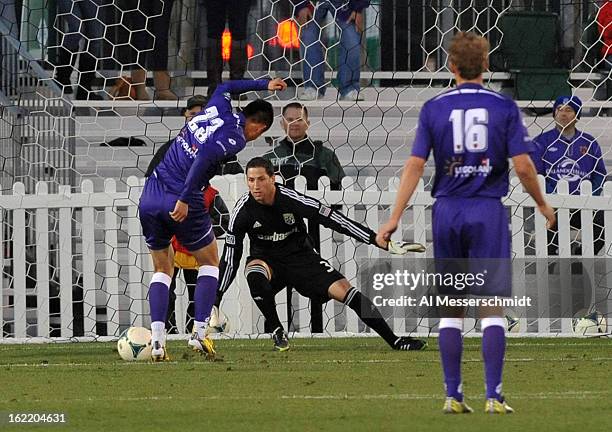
[293,0,369,101]
[531,95,608,255]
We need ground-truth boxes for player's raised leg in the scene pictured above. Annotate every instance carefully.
[245,259,288,351]
[327,279,427,351]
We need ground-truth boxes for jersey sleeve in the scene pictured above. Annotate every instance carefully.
[506,101,533,157]
[530,134,547,175]
[411,103,433,160]
[277,185,378,246]
[217,195,251,296]
[207,79,270,112]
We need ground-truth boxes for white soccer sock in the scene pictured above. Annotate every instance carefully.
[194,320,207,339]
[151,321,166,345]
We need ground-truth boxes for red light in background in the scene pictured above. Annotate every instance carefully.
[222,28,231,61]
[277,19,300,49]
[247,43,254,59]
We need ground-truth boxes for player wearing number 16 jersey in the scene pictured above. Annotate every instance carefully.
[378,32,555,414]
[139,78,287,361]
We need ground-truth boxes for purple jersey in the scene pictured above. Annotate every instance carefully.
[412,83,532,198]
[531,128,606,195]
[153,79,269,204]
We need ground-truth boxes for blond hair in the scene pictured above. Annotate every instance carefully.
[448,32,490,80]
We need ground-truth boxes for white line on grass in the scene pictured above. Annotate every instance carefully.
[0,390,608,404]
[2,357,612,368]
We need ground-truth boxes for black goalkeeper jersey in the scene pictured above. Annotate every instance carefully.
[218,183,379,295]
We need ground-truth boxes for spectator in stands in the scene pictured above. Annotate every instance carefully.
[262,102,345,189]
[112,0,177,100]
[598,0,612,71]
[52,0,104,100]
[597,1,612,115]
[293,0,369,101]
[531,95,607,255]
[202,0,252,99]
[261,101,344,333]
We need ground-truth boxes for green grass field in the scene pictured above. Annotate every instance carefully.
[0,337,610,431]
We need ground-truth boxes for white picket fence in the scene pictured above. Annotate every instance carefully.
[1,174,611,341]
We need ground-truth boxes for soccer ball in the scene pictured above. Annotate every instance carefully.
[572,310,607,335]
[117,327,153,361]
[206,306,231,334]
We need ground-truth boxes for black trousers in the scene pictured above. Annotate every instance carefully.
[205,0,250,40]
[113,0,175,70]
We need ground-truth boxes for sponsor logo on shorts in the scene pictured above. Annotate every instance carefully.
[226,234,236,245]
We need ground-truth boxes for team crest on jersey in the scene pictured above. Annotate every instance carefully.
[283,213,295,225]
[580,146,588,155]
[226,234,236,245]
[253,221,262,228]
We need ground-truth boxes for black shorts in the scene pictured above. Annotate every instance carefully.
[246,248,344,303]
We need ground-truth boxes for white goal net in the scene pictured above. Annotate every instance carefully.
[0,0,611,341]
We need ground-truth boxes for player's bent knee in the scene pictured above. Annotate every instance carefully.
[245,264,273,298]
[327,278,351,302]
[245,261,271,280]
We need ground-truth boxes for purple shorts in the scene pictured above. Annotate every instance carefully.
[433,197,511,296]
[139,175,215,251]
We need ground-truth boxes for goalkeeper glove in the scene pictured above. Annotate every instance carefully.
[387,240,426,254]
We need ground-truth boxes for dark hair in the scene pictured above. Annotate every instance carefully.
[448,31,490,80]
[242,99,274,131]
[246,157,274,177]
[282,102,309,118]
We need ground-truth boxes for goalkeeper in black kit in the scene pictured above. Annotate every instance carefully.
[215,157,428,351]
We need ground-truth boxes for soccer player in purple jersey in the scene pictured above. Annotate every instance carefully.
[139,78,287,361]
[378,32,555,413]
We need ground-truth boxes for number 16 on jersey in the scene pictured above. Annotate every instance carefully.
[449,108,489,153]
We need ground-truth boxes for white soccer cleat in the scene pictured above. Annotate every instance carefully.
[150,340,170,362]
[387,240,426,254]
[206,306,230,334]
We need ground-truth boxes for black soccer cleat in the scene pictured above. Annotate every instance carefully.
[272,327,290,352]
[393,336,428,351]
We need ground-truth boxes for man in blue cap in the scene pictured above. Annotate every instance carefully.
[531,95,608,255]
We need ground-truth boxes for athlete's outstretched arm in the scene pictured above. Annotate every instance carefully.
[276,185,381,247]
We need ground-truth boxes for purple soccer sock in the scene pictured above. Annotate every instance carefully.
[149,273,171,323]
[194,265,219,322]
[482,319,506,401]
[439,326,464,401]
